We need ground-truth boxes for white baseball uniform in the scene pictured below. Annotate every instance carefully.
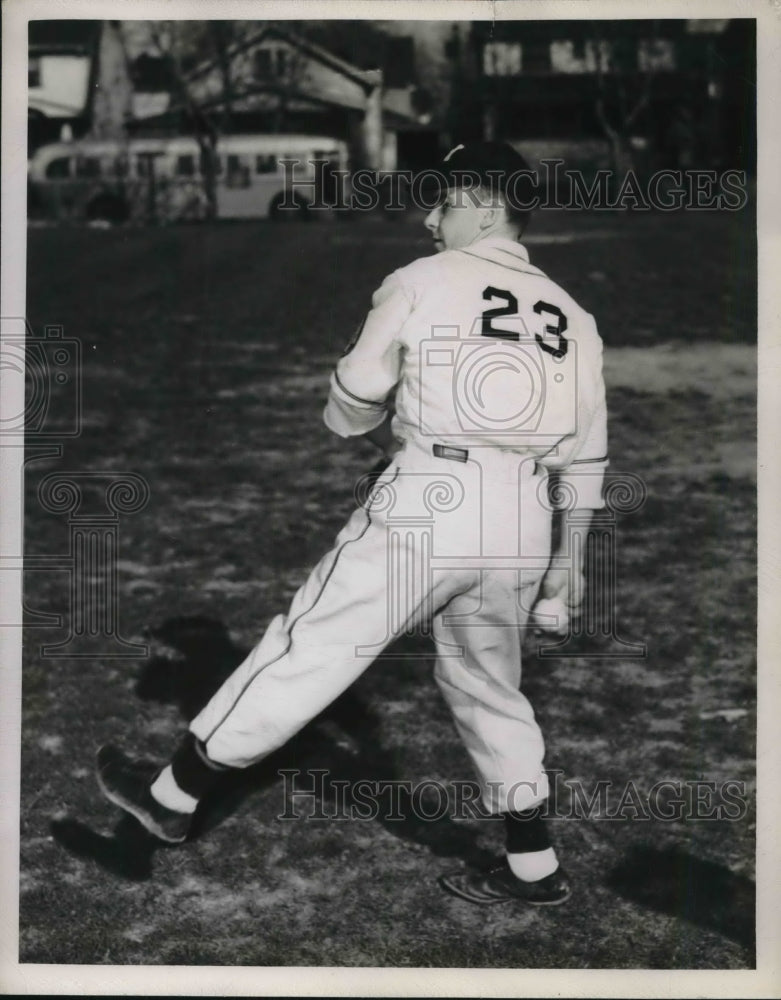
[189,234,607,813]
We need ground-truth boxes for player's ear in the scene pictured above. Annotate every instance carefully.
[478,203,501,230]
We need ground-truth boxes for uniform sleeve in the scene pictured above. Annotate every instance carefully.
[323,271,411,438]
[542,315,609,510]
[556,373,608,509]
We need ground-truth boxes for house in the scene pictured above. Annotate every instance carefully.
[28,20,431,170]
[122,24,425,170]
[28,20,102,153]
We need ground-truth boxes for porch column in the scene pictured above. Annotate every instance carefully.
[361,70,384,171]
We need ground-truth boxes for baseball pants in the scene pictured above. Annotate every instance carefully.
[189,440,554,813]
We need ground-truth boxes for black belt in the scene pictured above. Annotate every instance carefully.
[433,444,469,463]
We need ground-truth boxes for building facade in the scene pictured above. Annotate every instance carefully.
[28,20,102,153]
[463,19,754,174]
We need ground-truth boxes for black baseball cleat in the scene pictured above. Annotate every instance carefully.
[96,745,192,844]
[439,859,571,905]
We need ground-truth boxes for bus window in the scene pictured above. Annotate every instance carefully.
[176,154,196,177]
[226,154,249,188]
[76,157,101,178]
[45,156,72,179]
[280,154,305,175]
[114,156,130,177]
[256,154,277,174]
[313,150,340,168]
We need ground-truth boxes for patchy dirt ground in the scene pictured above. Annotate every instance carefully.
[19,205,756,968]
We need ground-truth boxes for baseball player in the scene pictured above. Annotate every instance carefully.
[97,142,608,906]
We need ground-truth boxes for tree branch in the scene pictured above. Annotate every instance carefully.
[594,96,620,144]
[148,21,218,218]
[625,22,658,129]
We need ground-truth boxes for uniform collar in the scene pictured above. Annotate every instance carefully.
[457,235,543,276]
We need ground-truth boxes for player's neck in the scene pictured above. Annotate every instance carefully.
[470,222,522,247]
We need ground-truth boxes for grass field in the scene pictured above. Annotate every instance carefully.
[19,204,756,968]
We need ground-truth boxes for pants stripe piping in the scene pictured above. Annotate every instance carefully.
[200,468,399,747]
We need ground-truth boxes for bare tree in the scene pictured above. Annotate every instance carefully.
[90,21,134,140]
[208,22,236,135]
[590,23,662,179]
[267,44,309,134]
[145,21,230,219]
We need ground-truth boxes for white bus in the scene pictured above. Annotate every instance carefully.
[28,133,350,223]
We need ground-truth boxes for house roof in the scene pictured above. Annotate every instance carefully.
[185,24,382,92]
[175,24,420,125]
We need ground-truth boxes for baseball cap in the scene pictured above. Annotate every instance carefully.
[440,141,538,214]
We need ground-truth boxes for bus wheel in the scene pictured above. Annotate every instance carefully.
[269,193,309,221]
[86,193,130,225]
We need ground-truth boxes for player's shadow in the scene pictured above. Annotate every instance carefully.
[50,814,157,881]
[53,615,490,878]
[133,614,246,721]
[607,843,755,953]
